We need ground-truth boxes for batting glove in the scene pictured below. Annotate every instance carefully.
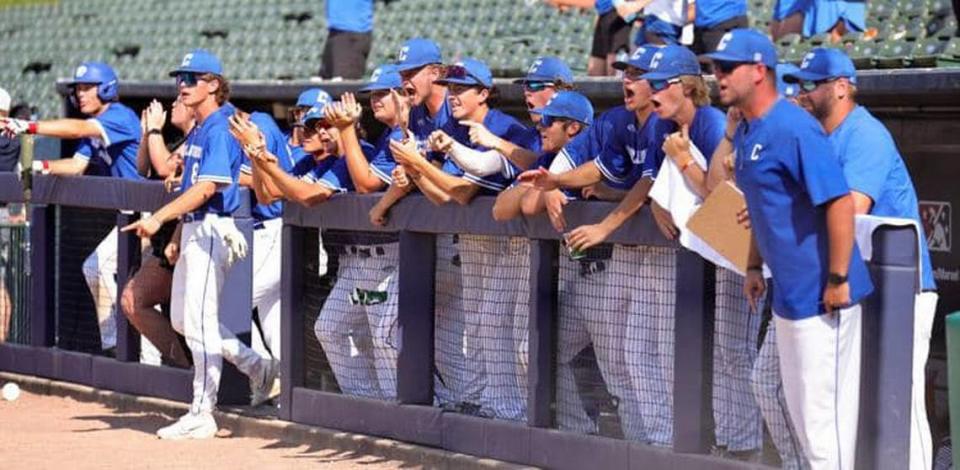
[0,118,36,139]
[220,222,249,266]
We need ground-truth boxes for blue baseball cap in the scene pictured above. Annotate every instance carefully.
[514,56,573,84]
[395,38,443,72]
[775,63,801,98]
[300,104,329,127]
[531,91,594,126]
[169,49,223,76]
[703,29,778,69]
[783,48,857,85]
[359,64,404,93]
[641,45,701,81]
[612,45,661,71]
[435,58,493,88]
[296,88,332,108]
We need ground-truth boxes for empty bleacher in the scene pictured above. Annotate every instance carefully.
[0,0,956,119]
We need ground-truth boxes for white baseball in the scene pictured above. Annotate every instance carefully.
[2,382,20,401]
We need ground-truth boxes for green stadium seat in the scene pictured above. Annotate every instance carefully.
[876,40,912,68]
[850,41,880,68]
[911,37,945,66]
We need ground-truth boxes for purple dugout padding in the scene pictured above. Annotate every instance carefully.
[527,239,558,428]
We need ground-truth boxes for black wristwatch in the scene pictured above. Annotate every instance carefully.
[147,128,163,136]
[827,272,848,285]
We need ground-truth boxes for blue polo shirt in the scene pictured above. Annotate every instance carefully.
[594,107,671,188]
[327,0,373,33]
[74,102,143,180]
[830,105,935,291]
[242,112,294,221]
[695,0,748,28]
[410,96,454,162]
[773,0,812,21]
[734,99,873,319]
[180,103,243,216]
[442,109,539,193]
[803,0,866,36]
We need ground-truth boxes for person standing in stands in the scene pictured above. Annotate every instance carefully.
[690,0,750,54]
[320,0,374,79]
[1,62,143,356]
[544,0,649,76]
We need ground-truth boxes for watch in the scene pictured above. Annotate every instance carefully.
[827,272,848,285]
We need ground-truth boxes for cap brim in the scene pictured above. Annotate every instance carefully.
[640,71,677,81]
[611,61,629,71]
[701,52,750,64]
[783,70,831,83]
[434,77,486,87]
[168,67,219,77]
[358,84,396,93]
[395,60,438,72]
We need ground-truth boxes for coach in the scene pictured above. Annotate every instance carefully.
[706,29,872,470]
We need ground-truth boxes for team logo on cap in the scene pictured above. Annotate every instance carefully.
[528,59,543,75]
[801,52,816,69]
[397,46,409,62]
[649,51,664,69]
[370,67,383,82]
[75,65,88,78]
[717,32,733,51]
[181,53,194,67]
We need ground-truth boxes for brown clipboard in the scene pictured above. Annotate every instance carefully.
[685,180,754,273]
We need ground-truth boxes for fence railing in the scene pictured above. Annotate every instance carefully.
[0,173,918,470]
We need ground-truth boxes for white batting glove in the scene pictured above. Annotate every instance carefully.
[220,222,249,266]
[0,118,33,139]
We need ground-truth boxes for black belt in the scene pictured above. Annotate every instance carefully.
[337,245,387,258]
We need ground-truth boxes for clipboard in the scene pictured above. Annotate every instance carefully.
[685,180,755,273]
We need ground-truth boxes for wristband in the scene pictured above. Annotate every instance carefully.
[27,121,38,135]
[746,265,762,272]
[147,129,162,135]
[723,132,735,142]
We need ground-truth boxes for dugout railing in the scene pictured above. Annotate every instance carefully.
[0,172,921,470]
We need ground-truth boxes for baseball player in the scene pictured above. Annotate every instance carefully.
[706,29,874,469]
[123,49,276,439]
[787,47,939,470]
[289,87,332,149]
[390,57,539,420]
[641,44,763,455]
[518,46,669,442]
[1,61,142,355]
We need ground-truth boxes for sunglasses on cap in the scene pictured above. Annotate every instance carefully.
[175,72,200,87]
[536,115,572,128]
[648,77,682,92]
[712,61,749,75]
[445,65,485,86]
[798,78,839,94]
[523,81,555,92]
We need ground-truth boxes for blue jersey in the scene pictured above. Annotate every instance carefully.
[367,126,407,185]
[314,142,378,192]
[442,109,538,193]
[327,0,373,33]
[733,99,873,319]
[695,0,748,28]
[594,107,671,188]
[74,102,142,180]
[773,0,812,21]
[803,0,866,36]
[830,105,935,291]
[410,96,454,162]
[180,103,243,217]
[243,112,294,221]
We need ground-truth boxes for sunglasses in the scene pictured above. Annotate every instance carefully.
[524,81,555,92]
[445,65,485,87]
[798,78,838,93]
[648,77,682,92]
[303,121,332,136]
[713,61,748,74]
[175,72,200,87]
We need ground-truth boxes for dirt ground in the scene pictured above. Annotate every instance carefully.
[0,391,420,470]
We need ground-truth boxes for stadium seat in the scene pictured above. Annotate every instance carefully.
[876,40,912,67]
[850,41,881,68]
[911,37,945,66]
